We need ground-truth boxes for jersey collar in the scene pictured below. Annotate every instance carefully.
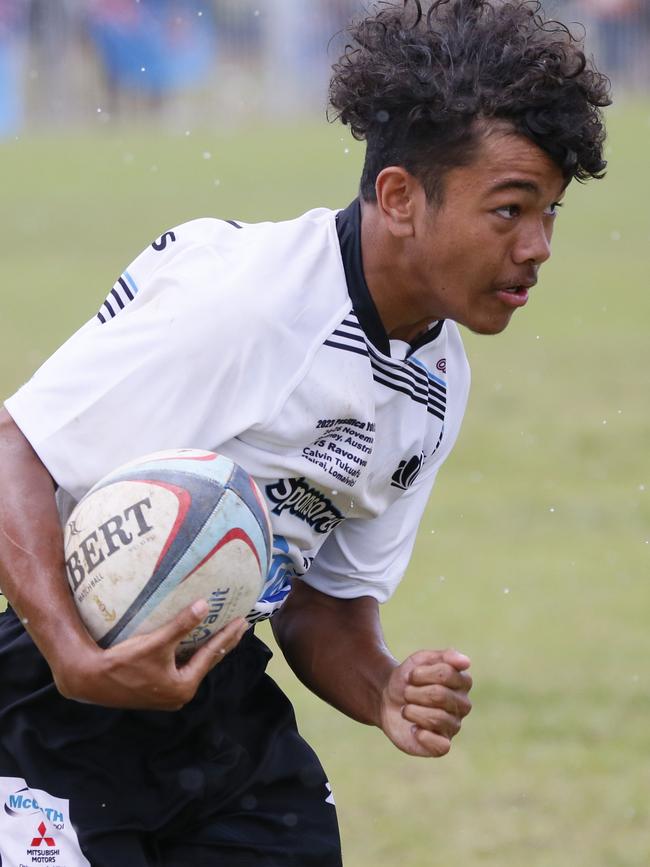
[335,199,444,358]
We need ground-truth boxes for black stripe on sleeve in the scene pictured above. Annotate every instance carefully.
[118,277,134,300]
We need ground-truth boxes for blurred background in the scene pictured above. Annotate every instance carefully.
[0,0,648,137]
[1,2,649,866]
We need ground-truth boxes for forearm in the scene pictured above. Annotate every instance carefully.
[272,580,398,726]
[0,409,99,677]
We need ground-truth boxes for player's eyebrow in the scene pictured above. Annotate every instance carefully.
[487,178,541,196]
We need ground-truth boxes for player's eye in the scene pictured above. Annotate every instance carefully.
[544,201,564,217]
[494,204,521,220]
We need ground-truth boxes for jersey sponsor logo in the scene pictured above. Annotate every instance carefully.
[30,822,56,848]
[151,230,177,251]
[265,478,344,534]
[436,358,447,373]
[391,452,425,490]
[4,790,63,825]
[1,779,91,867]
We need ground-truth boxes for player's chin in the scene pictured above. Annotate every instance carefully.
[465,308,516,336]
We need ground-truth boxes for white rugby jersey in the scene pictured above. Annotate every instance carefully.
[5,201,470,623]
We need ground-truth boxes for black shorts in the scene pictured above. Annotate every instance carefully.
[0,608,342,867]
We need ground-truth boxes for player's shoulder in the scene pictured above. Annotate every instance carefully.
[162,206,338,254]
[100,206,347,339]
[128,207,340,285]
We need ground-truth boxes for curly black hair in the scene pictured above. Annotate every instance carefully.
[329,0,611,202]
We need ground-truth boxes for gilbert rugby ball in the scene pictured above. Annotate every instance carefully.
[63,449,272,658]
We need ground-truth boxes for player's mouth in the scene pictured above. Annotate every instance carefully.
[494,281,535,308]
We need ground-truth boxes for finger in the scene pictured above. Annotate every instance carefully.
[409,663,473,692]
[181,617,248,677]
[402,704,462,739]
[408,648,471,671]
[403,682,472,718]
[147,598,211,649]
[412,727,453,758]
[442,648,471,670]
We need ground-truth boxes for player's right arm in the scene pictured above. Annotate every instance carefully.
[0,408,246,710]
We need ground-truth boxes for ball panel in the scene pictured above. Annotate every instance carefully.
[101,488,267,646]
[87,449,235,494]
[135,539,263,659]
[226,463,274,571]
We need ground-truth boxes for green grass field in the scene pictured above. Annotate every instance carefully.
[1,102,649,865]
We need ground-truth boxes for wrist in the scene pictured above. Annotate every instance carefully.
[39,625,104,699]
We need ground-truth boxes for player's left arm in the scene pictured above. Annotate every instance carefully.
[272,579,472,758]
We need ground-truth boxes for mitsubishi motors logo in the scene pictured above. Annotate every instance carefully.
[31,821,56,847]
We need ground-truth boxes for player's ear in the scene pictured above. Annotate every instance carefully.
[374,167,423,239]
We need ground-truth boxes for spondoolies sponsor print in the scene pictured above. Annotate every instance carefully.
[0,778,90,867]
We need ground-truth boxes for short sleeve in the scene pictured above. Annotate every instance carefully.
[4,227,297,500]
[302,465,440,602]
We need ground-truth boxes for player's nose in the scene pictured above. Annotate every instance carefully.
[512,221,552,266]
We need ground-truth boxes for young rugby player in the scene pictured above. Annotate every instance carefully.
[0,1,609,864]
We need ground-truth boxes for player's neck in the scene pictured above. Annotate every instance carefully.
[360,202,438,342]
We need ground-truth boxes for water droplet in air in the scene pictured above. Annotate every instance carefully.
[202,151,212,160]
[503,588,510,595]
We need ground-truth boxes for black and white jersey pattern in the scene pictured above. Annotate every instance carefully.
[323,315,368,357]
[7,203,470,612]
[325,312,447,421]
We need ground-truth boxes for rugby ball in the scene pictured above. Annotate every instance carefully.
[63,449,273,659]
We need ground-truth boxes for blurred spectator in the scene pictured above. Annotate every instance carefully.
[0,0,29,137]
[581,0,647,81]
[86,0,217,113]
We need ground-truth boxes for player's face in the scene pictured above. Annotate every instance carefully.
[405,128,566,336]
